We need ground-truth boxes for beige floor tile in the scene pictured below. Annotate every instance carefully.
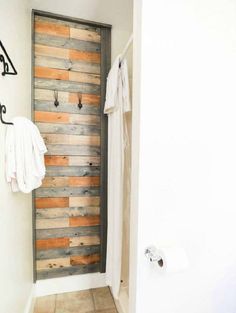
[96,310,117,313]
[92,287,116,311]
[34,295,56,313]
[55,290,94,313]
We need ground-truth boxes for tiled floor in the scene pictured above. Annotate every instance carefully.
[34,287,118,313]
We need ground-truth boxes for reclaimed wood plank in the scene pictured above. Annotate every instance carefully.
[46,166,100,177]
[69,71,100,85]
[44,156,69,167]
[36,218,69,230]
[36,226,100,239]
[35,20,70,38]
[70,27,101,43]
[37,257,70,270]
[69,176,100,187]
[35,33,100,52]
[69,156,100,166]
[69,92,100,105]
[69,49,100,63]
[34,111,69,123]
[36,122,100,136]
[35,197,69,209]
[69,196,100,207]
[46,145,100,156]
[69,114,100,126]
[69,235,100,247]
[36,237,70,250]
[42,177,69,188]
[36,263,100,280]
[36,208,70,219]
[35,187,100,198]
[35,44,69,59]
[35,78,100,94]
[36,245,100,259]
[42,134,100,146]
[35,55,101,74]
[69,207,100,217]
[70,254,100,265]
[69,216,100,227]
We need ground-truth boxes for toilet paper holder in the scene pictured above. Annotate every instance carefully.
[145,246,164,267]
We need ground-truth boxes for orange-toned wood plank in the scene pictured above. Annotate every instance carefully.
[70,254,100,266]
[42,133,100,146]
[35,21,70,38]
[69,177,100,187]
[35,44,69,59]
[34,111,69,123]
[35,197,69,209]
[69,197,100,207]
[42,177,69,188]
[69,93,100,105]
[69,50,100,64]
[45,156,69,166]
[36,238,70,250]
[35,66,69,81]
[70,28,101,43]
[69,215,100,227]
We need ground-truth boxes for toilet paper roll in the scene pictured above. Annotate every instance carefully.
[156,246,189,273]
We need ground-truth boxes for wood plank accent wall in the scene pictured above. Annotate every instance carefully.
[33,13,109,280]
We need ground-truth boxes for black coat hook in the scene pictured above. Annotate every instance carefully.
[0,103,13,125]
[77,92,83,109]
[54,90,59,107]
[0,41,17,76]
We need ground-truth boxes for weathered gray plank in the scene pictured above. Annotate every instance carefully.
[35,78,100,94]
[36,187,100,198]
[36,207,100,219]
[46,166,100,177]
[36,122,100,136]
[36,245,100,260]
[35,33,100,52]
[35,56,101,74]
[35,15,101,33]
[37,263,100,280]
[36,226,100,239]
[46,145,100,156]
[35,100,99,115]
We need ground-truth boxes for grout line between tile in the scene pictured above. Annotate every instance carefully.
[108,287,119,313]
[90,288,96,312]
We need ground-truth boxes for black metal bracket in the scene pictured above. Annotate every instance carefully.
[0,103,13,125]
[0,41,17,76]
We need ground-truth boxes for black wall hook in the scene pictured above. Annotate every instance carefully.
[54,90,59,107]
[77,92,83,109]
[0,41,17,76]
[0,104,13,125]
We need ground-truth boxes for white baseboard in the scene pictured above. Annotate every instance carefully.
[35,273,107,297]
[24,286,36,313]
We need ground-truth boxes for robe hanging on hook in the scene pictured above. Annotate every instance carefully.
[0,41,17,76]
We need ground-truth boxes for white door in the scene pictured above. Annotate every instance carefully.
[130,1,236,313]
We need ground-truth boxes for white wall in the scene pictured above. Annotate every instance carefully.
[0,1,33,313]
[132,0,236,313]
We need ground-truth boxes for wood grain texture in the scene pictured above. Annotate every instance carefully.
[70,27,101,43]
[35,44,68,59]
[69,207,100,217]
[69,196,100,207]
[35,197,69,209]
[35,186,100,198]
[70,254,100,265]
[42,133,100,146]
[69,235,100,247]
[42,177,69,188]
[69,216,100,227]
[35,101,99,115]
[46,145,100,156]
[36,122,100,136]
[69,176,100,187]
[36,226,100,239]
[35,20,70,38]
[44,156,69,167]
[37,257,70,270]
[36,208,70,219]
[36,263,100,280]
[36,218,69,230]
[34,111,69,123]
[35,55,101,74]
[46,166,100,177]
[36,237,70,250]
[69,156,100,166]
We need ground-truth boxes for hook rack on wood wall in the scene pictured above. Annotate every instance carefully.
[0,41,17,76]
[0,104,13,125]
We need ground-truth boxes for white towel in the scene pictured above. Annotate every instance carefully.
[5,117,47,193]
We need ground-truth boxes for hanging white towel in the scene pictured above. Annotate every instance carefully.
[5,117,47,193]
[104,55,131,299]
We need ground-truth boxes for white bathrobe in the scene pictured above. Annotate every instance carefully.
[5,117,47,193]
[104,55,131,299]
